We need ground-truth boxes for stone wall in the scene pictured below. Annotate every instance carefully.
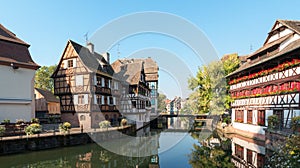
[0,125,135,155]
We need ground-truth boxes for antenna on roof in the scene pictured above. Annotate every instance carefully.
[250,44,253,52]
[117,43,121,58]
[84,32,89,44]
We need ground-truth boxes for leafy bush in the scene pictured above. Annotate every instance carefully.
[223,117,231,124]
[268,115,279,129]
[31,118,39,123]
[99,120,111,129]
[0,126,6,136]
[2,119,10,124]
[59,122,71,133]
[25,123,42,135]
[291,116,300,132]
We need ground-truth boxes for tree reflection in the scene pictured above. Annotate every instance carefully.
[189,131,234,168]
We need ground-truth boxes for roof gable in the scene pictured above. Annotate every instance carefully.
[52,40,115,78]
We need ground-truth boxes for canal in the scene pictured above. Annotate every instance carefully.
[0,117,265,168]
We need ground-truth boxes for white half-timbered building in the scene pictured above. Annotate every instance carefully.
[112,59,151,129]
[227,20,300,136]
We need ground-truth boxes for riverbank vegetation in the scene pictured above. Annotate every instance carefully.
[182,53,240,115]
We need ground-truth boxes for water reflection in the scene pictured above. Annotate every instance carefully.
[231,135,265,168]
[0,117,268,168]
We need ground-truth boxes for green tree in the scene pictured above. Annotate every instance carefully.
[221,53,240,76]
[221,53,240,109]
[187,54,240,115]
[34,65,57,92]
[157,93,167,113]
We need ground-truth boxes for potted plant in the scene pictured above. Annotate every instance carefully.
[24,123,42,135]
[31,118,39,124]
[121,118,127,127]
[59,122,71,134]
[0,125,6,137]
[99,120,111,129]
[291,116,300,132]
[267,115,279,129]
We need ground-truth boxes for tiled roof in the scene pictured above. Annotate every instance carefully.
[113,62,142,85]
[35,88,59,103]
[112,58,159,81]
[0,24,39,69]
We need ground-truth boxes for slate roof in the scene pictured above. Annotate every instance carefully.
[0,24,39,69]
[35,88,59,103]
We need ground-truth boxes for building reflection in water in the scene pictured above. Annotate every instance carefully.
[230,134,265,168]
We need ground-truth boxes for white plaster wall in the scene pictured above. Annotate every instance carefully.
[280,34,300,51]
[232,122,266,135]
[0,66,35,99]
[0,66,36,121]
[231,109,235,124]
[0,104,33,122]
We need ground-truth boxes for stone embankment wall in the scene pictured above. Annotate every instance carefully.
[0,125,135,155]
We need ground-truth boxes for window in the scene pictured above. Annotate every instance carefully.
[76,75,83,86]
[68,60,73,68]
[80,115,86,121]
[96,76,101,85]
[247,110,253,124]
[257,153,265,168]
[247,149,252,164]
[132,101,136,108]
[78,95,84,104]
[109,97,113,105]
[96,95,101,104]
[235,110,244,123]
[257,110,265,126]
[235,144,244,159]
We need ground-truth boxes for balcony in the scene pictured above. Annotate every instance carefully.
[94,86,111,95]
[100,105,118,112]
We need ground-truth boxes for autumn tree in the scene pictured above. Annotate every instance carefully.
[34,65,57,92]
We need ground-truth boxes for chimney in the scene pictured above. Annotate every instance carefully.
[87,42,94,54]
[102,52,110,64]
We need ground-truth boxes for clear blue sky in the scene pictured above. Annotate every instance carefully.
[1,0,300,99]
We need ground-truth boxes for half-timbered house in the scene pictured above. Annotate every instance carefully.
[112,58,159,118]
[112,59,151,129]
[51,40,120,129]
[0,24,39,122]
[227,20,300,137]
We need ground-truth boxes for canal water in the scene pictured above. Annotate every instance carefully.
[0,117,265,168]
